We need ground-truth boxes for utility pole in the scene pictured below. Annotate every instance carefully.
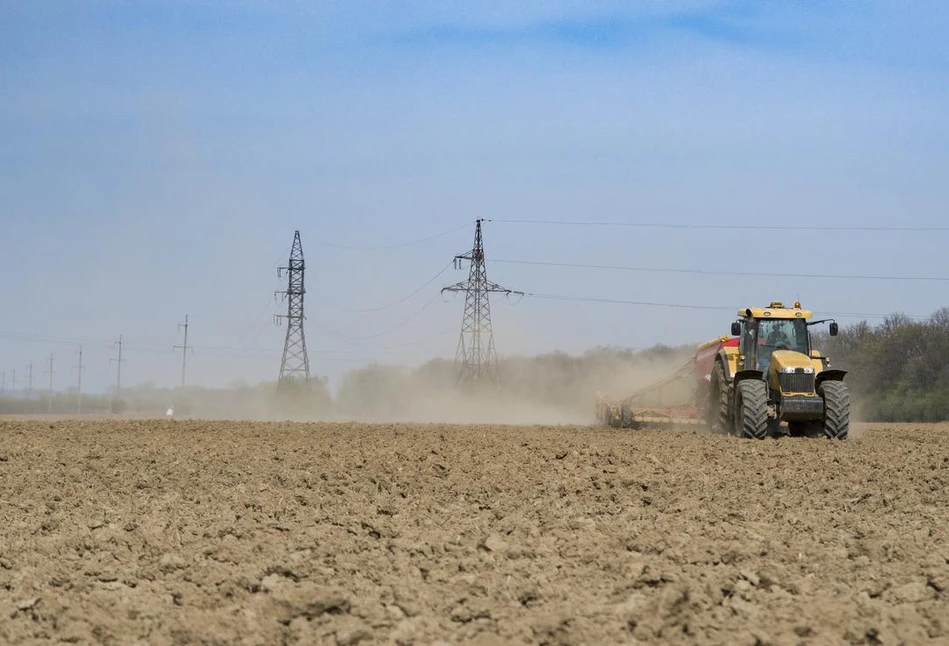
[10,368,15,395]
[110,335,125,407]
[276,231,311,389]
[0,372,5,395]
[441,219,523,388]
[45,353,54,414]
[72,345,84,414]
[26,361,33,400]
[173,315,191,388]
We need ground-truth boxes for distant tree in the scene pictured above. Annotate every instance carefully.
[336,364,410,419]
[272,375,332,417]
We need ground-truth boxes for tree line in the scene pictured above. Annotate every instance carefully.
[813,308,949,422]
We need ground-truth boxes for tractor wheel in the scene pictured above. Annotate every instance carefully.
[735,380,769,440]
[819,380,850,440]
[707,362,729,434]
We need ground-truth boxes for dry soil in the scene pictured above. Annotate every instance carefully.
[1,419,947,645]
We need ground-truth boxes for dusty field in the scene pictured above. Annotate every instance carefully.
[0,419,947,645]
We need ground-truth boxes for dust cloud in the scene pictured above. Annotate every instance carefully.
[329,346,695,426]
[130,346,696,425]
[846,393,870,439]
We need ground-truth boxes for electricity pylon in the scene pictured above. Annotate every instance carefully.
[441,219,522,388]
[276,230,310,388]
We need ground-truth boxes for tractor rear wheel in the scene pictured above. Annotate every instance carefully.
[707,362,729,434]
[735,380,769,440]
[621,405,633,428]
[819,380,850,440]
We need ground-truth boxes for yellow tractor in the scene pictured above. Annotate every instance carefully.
[705,301,849,439]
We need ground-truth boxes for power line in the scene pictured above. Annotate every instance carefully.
[44,353,54,414]
[526,293,732,311]
[493,258,949,282]
[363,325,457,350]
[314,291,445,341]
[521,292,931,320]
[192,354,375,365]
[0,331,167,349]
[228,252,287,344]
[117,344,373,362]
[0,332,115,348]
[111,335,125,408]
[173,315,191,388]
[487,219,949,232]
[193,250,287,323]
[236,295,282,345]
[316,222,471,250]
[338,260,456,312]
[0,327,404,358]
[315,322,459,352]
[72,345,84,414]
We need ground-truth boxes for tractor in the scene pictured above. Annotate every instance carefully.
[704,301,849,439]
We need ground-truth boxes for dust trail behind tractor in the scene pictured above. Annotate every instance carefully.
[595,335,736,430]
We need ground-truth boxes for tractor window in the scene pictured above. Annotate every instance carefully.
[758,319,808,354]
[753,318,808,373]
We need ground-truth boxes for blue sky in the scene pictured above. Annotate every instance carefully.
[1,0,948,394]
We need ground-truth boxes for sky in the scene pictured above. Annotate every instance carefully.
[1,0,948,395]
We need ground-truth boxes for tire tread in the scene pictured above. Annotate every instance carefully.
[820,380,850,440]
[737,380,769,440]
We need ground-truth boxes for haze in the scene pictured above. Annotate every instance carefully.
[2,0,948,395]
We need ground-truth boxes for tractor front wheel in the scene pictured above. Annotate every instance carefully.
[735,380,769,440]
[819,380,850,440]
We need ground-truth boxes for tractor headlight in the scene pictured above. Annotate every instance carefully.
[779,367,814,374]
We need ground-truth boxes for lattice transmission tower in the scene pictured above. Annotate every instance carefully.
[442,219,522,388]
[276,230,311,388]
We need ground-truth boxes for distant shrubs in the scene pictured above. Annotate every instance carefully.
[815,307,949,422]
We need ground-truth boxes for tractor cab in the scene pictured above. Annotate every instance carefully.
[739,311,810,374]
[730,301,837,378]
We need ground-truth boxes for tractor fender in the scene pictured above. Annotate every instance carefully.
[816,369,847,389]
[715,350,742,381]
[714,354,731,382]
[733,369,764,384]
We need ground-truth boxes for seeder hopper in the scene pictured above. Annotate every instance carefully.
[595,335,736,430]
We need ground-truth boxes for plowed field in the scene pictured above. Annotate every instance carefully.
[1,419,947,645]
